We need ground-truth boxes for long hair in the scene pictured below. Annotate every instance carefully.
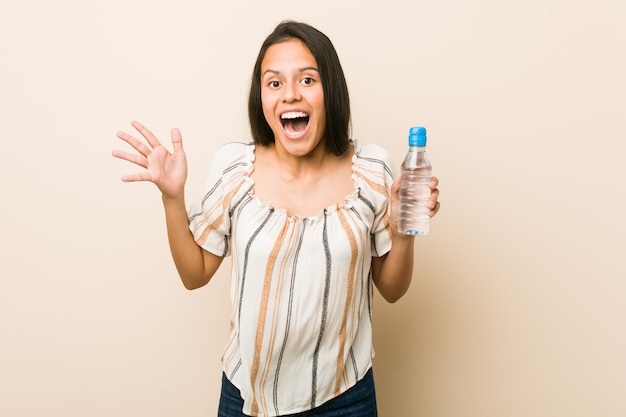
[248,21,351,155]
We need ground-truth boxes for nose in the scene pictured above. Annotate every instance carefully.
[282,81,301,103]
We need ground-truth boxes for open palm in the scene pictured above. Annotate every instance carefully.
[112,121,188,199]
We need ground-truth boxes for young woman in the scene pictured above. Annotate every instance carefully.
[113,20,440,417]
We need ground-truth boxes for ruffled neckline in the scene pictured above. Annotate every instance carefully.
[241,140,363,222]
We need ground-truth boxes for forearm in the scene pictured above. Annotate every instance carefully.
[373,235,415,303]
[162,194,220,290]
[373,174,440,302]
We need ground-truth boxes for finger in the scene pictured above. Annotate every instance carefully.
[170,128,184,155]
[131,121,162,149]
[120,171,153,183]
[427,188,439,209]
[116,130,152,157]
[430,201,441,217]
[111,149,148,169]
[429,176,439,189]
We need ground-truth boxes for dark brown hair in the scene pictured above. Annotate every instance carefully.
[248,21,351,155]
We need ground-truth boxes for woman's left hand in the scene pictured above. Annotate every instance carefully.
[389,176,441,235]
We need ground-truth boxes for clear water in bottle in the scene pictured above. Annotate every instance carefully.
[398,126,432,235]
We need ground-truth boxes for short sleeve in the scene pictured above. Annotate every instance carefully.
[352,141,396,258]
[188,142,254,257]
[370,145,396,257]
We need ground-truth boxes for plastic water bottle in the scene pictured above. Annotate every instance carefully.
[398,126,432,235]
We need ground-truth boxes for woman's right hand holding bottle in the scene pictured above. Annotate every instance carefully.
[112,121,188,199]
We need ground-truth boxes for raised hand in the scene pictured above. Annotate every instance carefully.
[112,121,188,199]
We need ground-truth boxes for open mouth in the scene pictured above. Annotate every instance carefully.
[280,111,310,137]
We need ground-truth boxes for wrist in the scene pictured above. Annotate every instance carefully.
[390,230,416,247]
[161,192,186,208]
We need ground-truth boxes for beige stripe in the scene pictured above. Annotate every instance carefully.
[249,216,290,416]
[353,170,392,235]
[259,219,299,414]
[222,331,238,368]
[194,176,246,246]
[223,261,239,371]
[353,170,389,200]
[347,214,367,346]
[335,209,359,395]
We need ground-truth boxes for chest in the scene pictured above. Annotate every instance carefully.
[250,159,355,218]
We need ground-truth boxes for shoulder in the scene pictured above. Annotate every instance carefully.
[214,141,254,160]
[211,141,255,172]
[352,139,395,179]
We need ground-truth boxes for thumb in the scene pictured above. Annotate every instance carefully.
[391,176,402,194]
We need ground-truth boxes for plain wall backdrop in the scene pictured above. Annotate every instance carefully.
[1,0,625,416]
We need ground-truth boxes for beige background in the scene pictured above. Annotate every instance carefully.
[1,0,625,416]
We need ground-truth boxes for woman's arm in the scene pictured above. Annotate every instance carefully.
[372,176,440,303]
[113,121,223,290]
[162,193,223,289]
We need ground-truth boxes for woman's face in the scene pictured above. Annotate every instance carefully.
[260,39,326,158]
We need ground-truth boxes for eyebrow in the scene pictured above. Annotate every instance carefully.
[262,67,320,77]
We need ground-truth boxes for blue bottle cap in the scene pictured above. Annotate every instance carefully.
[408,126,427,146]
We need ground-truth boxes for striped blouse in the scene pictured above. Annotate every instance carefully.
[188,140,395,416]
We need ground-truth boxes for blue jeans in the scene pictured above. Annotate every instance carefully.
[217,368,378,417]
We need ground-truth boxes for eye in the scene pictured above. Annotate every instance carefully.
[268,80,281,88]
[301,77,314,86]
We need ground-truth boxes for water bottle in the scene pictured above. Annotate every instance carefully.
[398,126,432,235]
